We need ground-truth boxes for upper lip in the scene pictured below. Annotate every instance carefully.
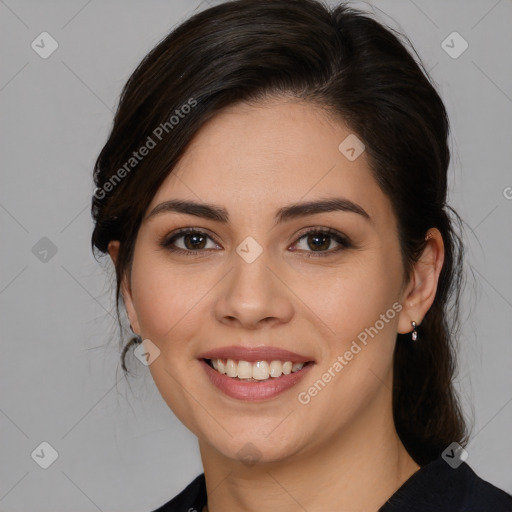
[198,345,314,363]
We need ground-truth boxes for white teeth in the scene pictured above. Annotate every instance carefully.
[282,361,292,374]
[226,359,237,378]
[269,360,282,378]
[252,361,269,380]
[292,362,304,373]
[237,360,253,379]
[209,358,307,380]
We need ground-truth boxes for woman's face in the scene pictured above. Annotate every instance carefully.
[120,97,413,464]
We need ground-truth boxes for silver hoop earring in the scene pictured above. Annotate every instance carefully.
[411,321,418,341]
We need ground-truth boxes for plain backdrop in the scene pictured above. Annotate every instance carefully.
[1,0,511,510]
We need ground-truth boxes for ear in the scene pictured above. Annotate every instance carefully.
[397,228,444,335]
[108,240,141,335]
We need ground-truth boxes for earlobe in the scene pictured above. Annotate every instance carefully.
[120,274,141,335]
[108,240,120,266]
[108,240,141,335]
[397,228,444,335]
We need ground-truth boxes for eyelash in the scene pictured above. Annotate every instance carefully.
[159,227,352,258]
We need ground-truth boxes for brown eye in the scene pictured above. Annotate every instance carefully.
[160,229,220,255]
[159,227,351,258]
[291,228,351,257]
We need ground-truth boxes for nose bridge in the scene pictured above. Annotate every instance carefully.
[230,235,274,299]
[214,234,294,327]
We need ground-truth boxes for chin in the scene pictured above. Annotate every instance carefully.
[202,427,307,466]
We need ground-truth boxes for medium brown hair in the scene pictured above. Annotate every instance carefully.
[91,0,469,466]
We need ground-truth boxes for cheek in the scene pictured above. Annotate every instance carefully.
[128,252,208,427]
[291,253,402,344]
[129,247,225,362]
[295,268,400,420]
[129,251,193,348]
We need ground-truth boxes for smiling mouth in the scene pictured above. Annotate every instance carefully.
[203,358,313,381]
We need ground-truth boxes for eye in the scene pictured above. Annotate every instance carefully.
[159,227,352,258]
[290,227,351,257]
[159,228,220,256]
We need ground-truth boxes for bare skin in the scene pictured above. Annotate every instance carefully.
[109,97,444,511]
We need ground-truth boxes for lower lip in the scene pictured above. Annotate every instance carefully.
[199,359,314,401]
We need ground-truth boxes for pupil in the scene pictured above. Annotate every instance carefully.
[309,233,329,251]
[185,233,206,250]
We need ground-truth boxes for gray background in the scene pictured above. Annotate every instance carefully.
[1,0,511,510]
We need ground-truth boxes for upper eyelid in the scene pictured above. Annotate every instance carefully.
[165,227,221,246]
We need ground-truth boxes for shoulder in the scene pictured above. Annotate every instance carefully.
[150,473,206,512]
[463,464,512,511]
[379,457,512,512]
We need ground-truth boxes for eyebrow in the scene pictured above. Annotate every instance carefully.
[145,197,371,225]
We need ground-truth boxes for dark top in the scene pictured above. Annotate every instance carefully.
[152,456,512,511]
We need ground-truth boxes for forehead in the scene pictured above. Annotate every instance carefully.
[147,98,392,226]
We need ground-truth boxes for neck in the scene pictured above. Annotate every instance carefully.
[198,391,420,512]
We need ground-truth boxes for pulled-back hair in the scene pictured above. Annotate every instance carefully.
[91,0,468,466]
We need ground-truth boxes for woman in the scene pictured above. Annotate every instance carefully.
[91,1,512,510]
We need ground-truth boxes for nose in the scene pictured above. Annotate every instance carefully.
[213,248,294,330]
